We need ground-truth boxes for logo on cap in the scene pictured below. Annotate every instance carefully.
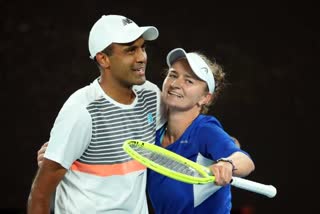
[122,18,133,26]
[201,67,208,74]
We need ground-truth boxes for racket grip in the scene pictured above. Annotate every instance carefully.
[231,177,277,198]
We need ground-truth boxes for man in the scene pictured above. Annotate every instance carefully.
[28,14,165,214]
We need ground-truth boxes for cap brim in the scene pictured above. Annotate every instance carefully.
[166,48,187,67]
[112,26,159,44]
[140,26,159,41]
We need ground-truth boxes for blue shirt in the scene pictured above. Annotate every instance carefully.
[147,114,250,214]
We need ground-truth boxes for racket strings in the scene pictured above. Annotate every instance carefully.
[131,145,203,178]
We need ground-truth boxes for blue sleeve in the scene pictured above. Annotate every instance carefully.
[197,120,249,160]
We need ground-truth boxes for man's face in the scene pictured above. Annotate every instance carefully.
[108,37,148,87]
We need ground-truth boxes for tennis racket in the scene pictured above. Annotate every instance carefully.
[123,139,277,198]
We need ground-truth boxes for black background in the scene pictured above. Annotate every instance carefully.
[1,1,318,213]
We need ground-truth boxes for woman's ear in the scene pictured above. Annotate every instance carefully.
[198,93,213,106]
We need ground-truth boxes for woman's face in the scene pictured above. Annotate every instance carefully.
[162,58,210,112]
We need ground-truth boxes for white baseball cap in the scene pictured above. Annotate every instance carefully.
[88,15,159,59]
[166,48,215,93]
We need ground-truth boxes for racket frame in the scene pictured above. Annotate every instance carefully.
[123,139,215,184]
[123,139,277,198]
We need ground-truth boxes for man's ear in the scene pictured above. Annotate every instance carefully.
[95,53,110,69]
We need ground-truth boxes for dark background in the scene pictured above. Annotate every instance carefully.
[1,1,317,213]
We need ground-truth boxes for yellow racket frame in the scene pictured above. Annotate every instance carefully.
[123,139,277,198]
[123,139,215,184]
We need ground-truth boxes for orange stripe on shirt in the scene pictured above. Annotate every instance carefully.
[71,160,146,177]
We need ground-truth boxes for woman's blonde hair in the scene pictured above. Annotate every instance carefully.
[195,52,226,114]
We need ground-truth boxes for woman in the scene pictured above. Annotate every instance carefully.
[147,48,255,214]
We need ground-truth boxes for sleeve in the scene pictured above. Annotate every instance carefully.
[197,121,249,161]
[44,103,92,169]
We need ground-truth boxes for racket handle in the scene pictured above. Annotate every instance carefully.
[231,177,277,198]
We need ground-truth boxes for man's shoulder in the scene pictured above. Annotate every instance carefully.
[63,79,102,109]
